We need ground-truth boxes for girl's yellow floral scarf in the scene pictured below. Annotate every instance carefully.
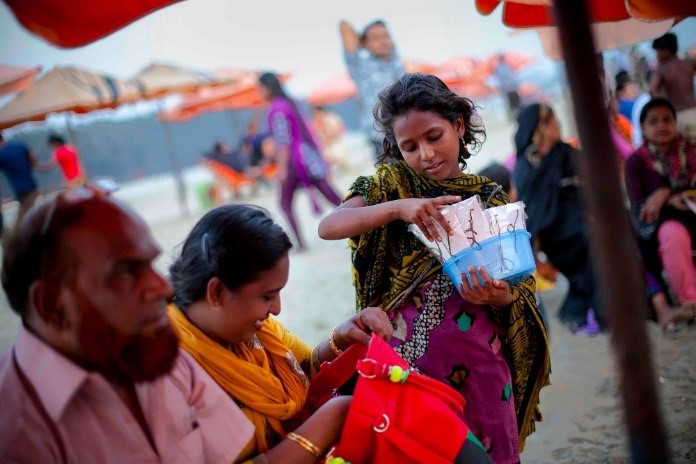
[168,305,308,458]
[346,160,550,449]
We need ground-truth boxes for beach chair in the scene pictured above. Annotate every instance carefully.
[203,159,256,201]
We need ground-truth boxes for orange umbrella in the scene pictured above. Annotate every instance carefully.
[3,0,182,48]
[306,72,357,107]
[0,64,41,96]
[0,65,141,130]
[160,71,290,123]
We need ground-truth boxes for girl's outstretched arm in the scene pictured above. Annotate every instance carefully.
[318,194,461,241]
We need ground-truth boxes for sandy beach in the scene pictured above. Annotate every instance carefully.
[0,102,694,463]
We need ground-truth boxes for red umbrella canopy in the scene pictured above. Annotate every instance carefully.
[0,64,41,96]
[3,0,183,48]
[476,0,695,27]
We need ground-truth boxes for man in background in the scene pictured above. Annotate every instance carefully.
[0,133,39,245]
[339,19,405,161]
[650,32,696,137]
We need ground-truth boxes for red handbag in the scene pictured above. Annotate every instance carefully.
[308,334,472,464]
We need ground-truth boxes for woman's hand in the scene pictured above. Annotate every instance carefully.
[639,187,671,223]
[666,192,689,211]
[398,196,461,242]
[333,307,392,349]
[458,266,513,308]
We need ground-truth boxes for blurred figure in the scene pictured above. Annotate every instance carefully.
[478,162,516,201]
[204,141,248,173]
[650,32,696,137]
[47,134,86,188]
[241,119,273,170]
[625,98,696,314]
[630,70,654,148]
[311,106,350,173]
[615,70,639,121]
[339,19,405,161]
[0,133,39,246]
[494,53,522,121]
[478,162,554,334]
[258,72,342,250]
[513,103,603,333]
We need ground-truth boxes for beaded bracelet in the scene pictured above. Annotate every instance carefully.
[328,327,344,357]
[286,432,321,457]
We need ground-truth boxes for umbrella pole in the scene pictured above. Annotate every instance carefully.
[157,102,189,217]
[550,1,669,463]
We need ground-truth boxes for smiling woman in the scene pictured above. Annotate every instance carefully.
[166,203,393,464]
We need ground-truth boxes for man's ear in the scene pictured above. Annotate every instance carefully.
[206,277,225,309]
[28,280,69,330]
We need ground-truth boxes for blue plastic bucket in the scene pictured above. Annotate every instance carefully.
[442,230,535,288]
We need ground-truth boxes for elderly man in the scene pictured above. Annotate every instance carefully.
[0,188,254,463]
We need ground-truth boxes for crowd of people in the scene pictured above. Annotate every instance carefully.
[0,17,694,464]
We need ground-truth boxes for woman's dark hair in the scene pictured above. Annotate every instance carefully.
[639,97,676,125]
[478,163,512,195]
[259,72,289,100]
[373,73,485,168]
[651,33,678,55]
[169,204,292,309]
[48,134,65,145]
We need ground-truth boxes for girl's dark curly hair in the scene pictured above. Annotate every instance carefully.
[373,73,486,168]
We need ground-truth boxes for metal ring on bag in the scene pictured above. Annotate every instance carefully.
[373,414,390,433]
[357,358,378,378]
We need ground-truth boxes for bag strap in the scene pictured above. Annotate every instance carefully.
[13,350,68,463]
[306,343,367,407]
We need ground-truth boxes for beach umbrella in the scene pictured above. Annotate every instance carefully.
[3,0,182,48]
[0,65,141,130]
[159,71,291,122]
[0,64,41,96]
[130,62,235,99]
[306,72,357,107]
[475,0,693,27]
[128,62,241,216]
[476,1,695,462]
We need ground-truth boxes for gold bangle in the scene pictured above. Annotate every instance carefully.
[328,327,343,357]
[310,345,321,377]
[286,432,321,457]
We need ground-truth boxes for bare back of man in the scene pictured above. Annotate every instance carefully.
[652,57,696,111]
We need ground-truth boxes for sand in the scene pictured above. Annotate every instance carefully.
[0,102,694,463]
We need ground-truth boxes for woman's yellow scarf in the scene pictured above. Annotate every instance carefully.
[167,305,309,457]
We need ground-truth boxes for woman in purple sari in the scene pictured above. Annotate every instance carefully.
[258,73,342,250]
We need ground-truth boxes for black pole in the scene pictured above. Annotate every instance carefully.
[550,2,669,463]
[157,101,189,217]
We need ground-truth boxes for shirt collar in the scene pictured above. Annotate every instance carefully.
[14,326,89,422]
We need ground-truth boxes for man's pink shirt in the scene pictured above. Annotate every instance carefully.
[0,327,254,463]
